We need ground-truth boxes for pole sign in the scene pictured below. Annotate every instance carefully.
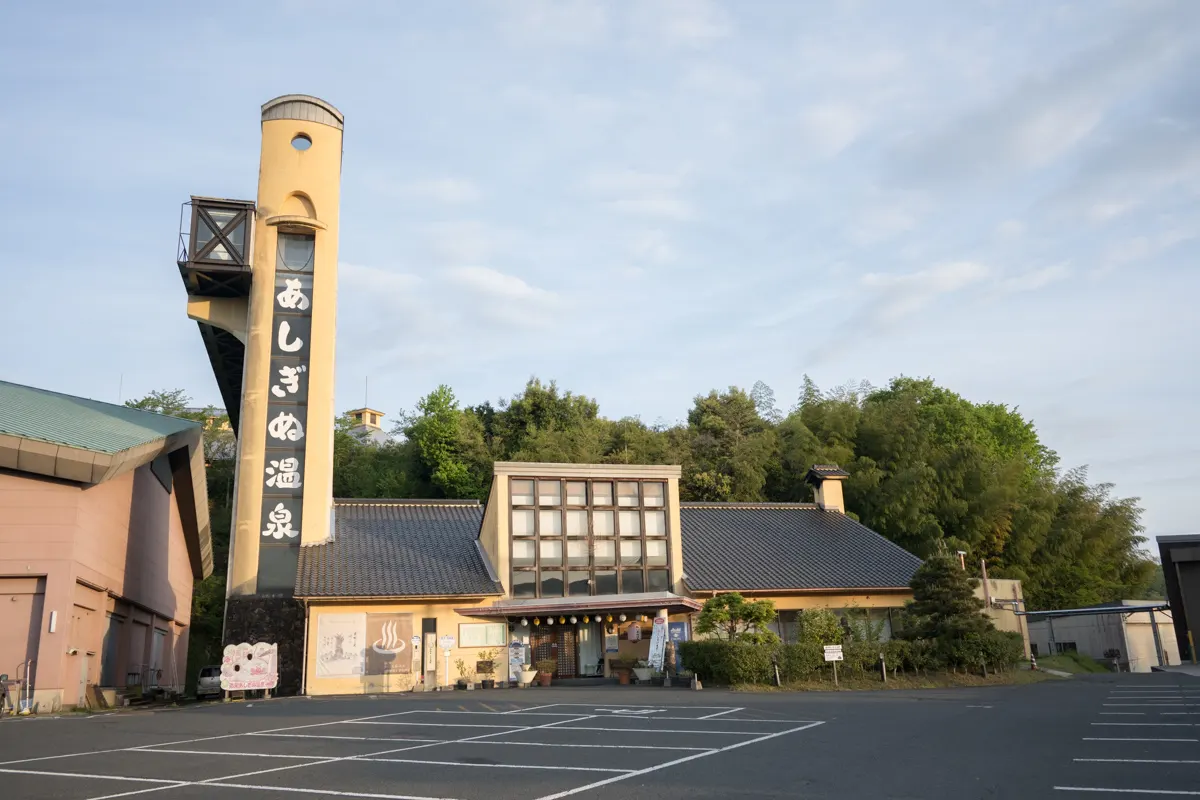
[823,645,844,662]
[647,617,668,671]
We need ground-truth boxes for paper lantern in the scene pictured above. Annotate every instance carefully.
[559,616,566,624]
[533,617,540,626]
[521,618,529,627]
[583,615,590,623]
[619,614,627,622]
[570,616,578,624]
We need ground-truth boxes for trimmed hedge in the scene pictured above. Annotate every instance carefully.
[678,630,1024,685]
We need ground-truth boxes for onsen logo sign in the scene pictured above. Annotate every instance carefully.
[372,619,406,655]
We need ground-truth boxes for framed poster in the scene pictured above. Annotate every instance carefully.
[365,613,413,676]
[459,622,507,648]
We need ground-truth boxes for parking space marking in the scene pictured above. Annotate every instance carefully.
[356,757,632,773]
[1100,713,1147,716]
[136,748,337,760]
[0,768,183,786]
[81,713,597,800]
[1104,704,1200,708]
[202,783,457,800]
[1092,723,1196,727]
[249,733,442,743]
[1055,788,1200,795]
[531,720,826,800]
[698,707,744,719]
[547,725,775,734]
[1083,737,1200,742]
[1075,759,1200,765]
[467,740,714,752]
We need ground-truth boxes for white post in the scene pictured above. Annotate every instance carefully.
[443,649,450,690]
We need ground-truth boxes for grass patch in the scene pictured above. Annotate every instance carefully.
[1034,652,1111,674]
[731,670,1063,692]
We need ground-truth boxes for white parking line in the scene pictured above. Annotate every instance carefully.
[698,707,744,719]
[1082,737,1200,743]
[0,769,182,785]
[547,725,768,735]
[204,783,456,800]
[347,721,525,729]
[467,740,714,752]
[531,720,826,800]
[1075,759,1200,765]
[1104,704,1200,707]
[135,749,336,760]
[1055,788,1200,795]
[249,734,441,743]
[356,757,631,773]
[1091,723,1196,727]
[1100,713,1147,716]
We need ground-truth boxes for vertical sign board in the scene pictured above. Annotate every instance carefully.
[647,617,668,671]
[257,233,315,592]
[668,622,688,673]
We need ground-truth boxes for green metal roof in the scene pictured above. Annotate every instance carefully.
[0,380,200,454]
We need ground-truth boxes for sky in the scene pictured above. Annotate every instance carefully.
[1,1,1197,542]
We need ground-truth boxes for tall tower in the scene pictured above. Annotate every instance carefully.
[177,96,343,685]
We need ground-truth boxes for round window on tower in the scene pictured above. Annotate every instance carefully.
[291,133,312,151]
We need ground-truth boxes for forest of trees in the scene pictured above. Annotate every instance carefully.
[128,374,1160,679]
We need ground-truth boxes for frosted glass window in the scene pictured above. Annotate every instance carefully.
[620,540,642,566]
[567,540,589,567]
[566,481,588,505]
[593,482,613,506]
[594,540,615,565]
[538,480,561,506]
[539,510,562,536]
[511,480,534,505]
[512,539,536,567]
[647,569,670,592]
[619,510,641,537]
[646,539,667,566]
[645,510,666,536]
[592,510,615,536]
[512,510,535,537]
[540,540,562,566]
[617,482,639,507]
[621,570,645,594]
[643,482,665,507]
[565,510,588,537]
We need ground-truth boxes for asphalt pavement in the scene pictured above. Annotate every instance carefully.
[1,673,1197,800]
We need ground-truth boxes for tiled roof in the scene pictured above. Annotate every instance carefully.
[0,380,199,454]
[680,503,922,591]
[806,464,850,481]
[296,500,502,598]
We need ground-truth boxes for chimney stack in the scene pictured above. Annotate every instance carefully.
[805,464,850,513]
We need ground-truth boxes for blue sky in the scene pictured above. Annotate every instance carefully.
[1,1,1197,541]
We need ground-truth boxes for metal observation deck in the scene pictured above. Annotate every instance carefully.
[176,196,255,434]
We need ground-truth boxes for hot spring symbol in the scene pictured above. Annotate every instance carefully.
[372,618,407,655]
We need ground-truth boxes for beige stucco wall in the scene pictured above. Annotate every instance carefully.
[229,100,343,595]
[304,598,497,696]
[975,578,1030,657]
[0,465,197,709]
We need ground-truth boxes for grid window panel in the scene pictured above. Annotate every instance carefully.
[645,539,667,566]
[645,510,666,536]
[512,510,535,536]
[595,570,617,595]
[620,540,642,566]
[512,572,536,598]
[540,539,563,566]
[593,510,615,536]
[617,481,640,507]
[594,539,616,565]
[567,571,590,596]
[643,482,665,507]
[539,510,563,537]
[592,482,614,506]
[540,570,564,597]
[537,480,562,506]
[511,480,535,505]
[565,481,588,505]
[512,539,536,568]
[618,510,641,537]
[621,570,645,594]
[567,540,589,567]
[647,569,670,593]
[565,509,588,537]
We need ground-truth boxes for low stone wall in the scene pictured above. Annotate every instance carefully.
[223,596,306,696]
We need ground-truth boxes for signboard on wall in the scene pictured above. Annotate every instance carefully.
[459,623,506,648]
[315,613,414,678]
[366,614,412,675]
[257,234,316,593]
[220,642,278,691]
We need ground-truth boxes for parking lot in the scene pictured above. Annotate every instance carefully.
[1,676,1197,799]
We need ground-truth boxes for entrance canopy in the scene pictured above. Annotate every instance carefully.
[455,591,701,619]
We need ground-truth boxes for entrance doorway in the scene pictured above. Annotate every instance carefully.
[531,628,577,678]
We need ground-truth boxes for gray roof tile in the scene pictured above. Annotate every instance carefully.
[296,500,501,597]
[680,503,921,591]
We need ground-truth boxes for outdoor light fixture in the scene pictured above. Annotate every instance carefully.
[559,616,566,624]
[583,615,590,623]
[606,614,613,623]
[570,616,577,624]
[521,618,528,627]
[547,617,553,625]
[533,617,540,626]
[619,614,627,622]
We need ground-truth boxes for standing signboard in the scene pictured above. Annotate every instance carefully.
[824,644,844,687]
[647,617,668,671]
[220,642,279,692]
[438,635,455,689]
[509,640,525,683]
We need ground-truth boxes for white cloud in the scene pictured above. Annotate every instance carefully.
[400,178,482,204]
[425,220,518,265]
[797,104,864,158]
[492,0,609,46]
[629,0,732,46]
[340,263,422,297]
[628,229,677,265]
[582,168,693,220]
[445,265,556,304]
[861,261,991,324]
[1001,263,1071,293]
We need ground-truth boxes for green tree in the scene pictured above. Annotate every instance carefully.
[402,386,490,499]
[905,552,992,640]
[124,388,191,416]
[682,388,777,501]
[695,592,778,641]
[795,608,842,645]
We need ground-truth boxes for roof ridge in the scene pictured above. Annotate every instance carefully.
[333,498,481,506]
[680,502,820,509]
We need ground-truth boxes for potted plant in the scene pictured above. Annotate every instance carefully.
[454,658,474,690]
[520,666,538,686]
[534,659,556,687]
[632,659,654,683]
[477,650,497,689]
[610,659,632,684]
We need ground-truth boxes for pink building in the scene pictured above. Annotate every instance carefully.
[0,381,212,711]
